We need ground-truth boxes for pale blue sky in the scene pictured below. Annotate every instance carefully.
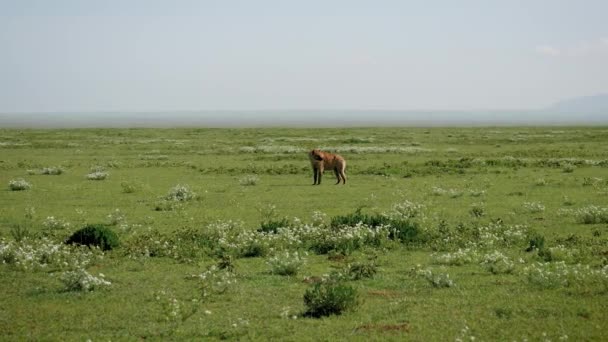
[1,0,607,112]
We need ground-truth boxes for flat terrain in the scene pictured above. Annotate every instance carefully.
[1,126,607,341]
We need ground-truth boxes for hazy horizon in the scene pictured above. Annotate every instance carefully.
[1,110,606,128]
[1,1,607,115]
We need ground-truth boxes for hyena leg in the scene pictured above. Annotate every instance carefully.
[313,167,319,185]
[340,166,347,185]
[334,168,341,185]
[317,166,323,185]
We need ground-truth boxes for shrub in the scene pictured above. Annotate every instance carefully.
[525,234,545,252]
[303,282,358,317]
[573,205,608,224]
[1,237,101,271]
[267,251,306,276]
[432,248,479,266]
[389,219,421,243]
[239,175,259,186]
[197,265,237,298]
[330,209,420,243]
[86,171,108,180]
[120,181,139,193]
[344,259,378,280]
[240,240,269,258]
[469,203,485,218]
[524,262,608,289]
[66,224,120,251]
[164,184,197,202]
[60,267,111,291]
[523,201,545,213]
[8,178,31,191]
[121,228,174,258]
[388,200,425,219]
[538,245,581,263]
[413,266,455,288]
[258,218,291,234]
[480,251,515,274]
[562,163,576,173]
[41,167,64,175]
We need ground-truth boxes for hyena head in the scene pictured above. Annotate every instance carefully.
[310,149,324,161]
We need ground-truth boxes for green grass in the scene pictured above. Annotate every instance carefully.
[1,126,607,340]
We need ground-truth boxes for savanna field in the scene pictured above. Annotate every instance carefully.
[1,126,607,341]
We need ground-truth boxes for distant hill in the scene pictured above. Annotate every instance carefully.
[549,94,608,115]
[0,108,606,128]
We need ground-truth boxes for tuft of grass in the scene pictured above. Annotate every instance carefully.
[86,171,108,180]
[41,167,64,175]
[8,178,32,191]
[239,175,259,186]
[164,184,197,202]
[267,251,306,276]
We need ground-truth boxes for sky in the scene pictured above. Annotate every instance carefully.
[1,0,607,113]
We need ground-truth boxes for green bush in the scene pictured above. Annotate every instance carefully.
[303,281,358,317]
[345,260,378,280]
[525,234,545,252]
[330,209,421,243]
[258,218,291,234]
[389,219,421,243]
[66,224,120,251]
[8,179,32,191]
[330,209,390,228]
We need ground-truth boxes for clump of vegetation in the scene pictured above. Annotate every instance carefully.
[330,209,421,244]
[267,251,307,276]
[562,163,576,173]
[120,180,140,193]
[41,166,64,175]
[87,171,108,180]
[66,224,120,251]
[469,203,485,218]
[258,218,291,234]
[523,262,608,289]
[573,205,608,224]
[8,178,32,191]
[480,251,515,274]
[60,267,111,291]
[522,201,545,213]
[413,266,455,288]
[538,245,581,264]
[432,248,479,266]
[303,281,358,317]
[525,234,545,252]
[239,175,259,186]
[344,258,378,280]
[164,184,197,202]
[196,265,237,298]
[154,184,197,211]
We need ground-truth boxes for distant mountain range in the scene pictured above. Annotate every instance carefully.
[548,93,608,114]
[0,95,606,128]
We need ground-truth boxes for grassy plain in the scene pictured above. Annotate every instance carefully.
[1,126,607,341]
